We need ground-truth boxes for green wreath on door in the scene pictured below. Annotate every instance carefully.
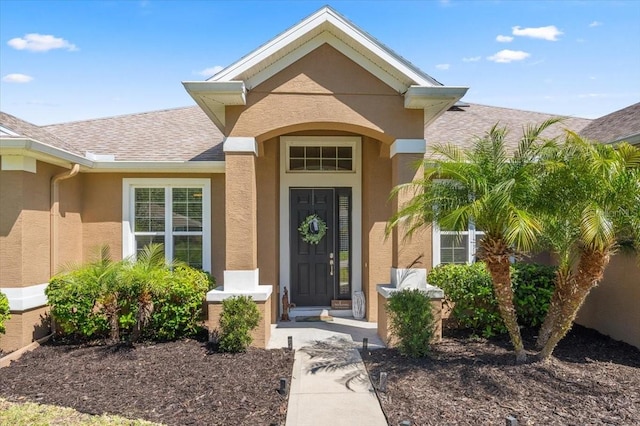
[298,214,327,245]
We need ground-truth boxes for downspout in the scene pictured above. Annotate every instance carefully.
[50,164,80,277]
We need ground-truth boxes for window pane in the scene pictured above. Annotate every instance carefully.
[337,160,352,171]
[337,146,352,158]
[338,194,350,296]
[173,188,203,232]
[306,158,321,170]
[322,159,337,171]
[136,235,165,258]
[306,146,320,158]
[174,235,203,269]
[440,234,468,264]
[290,159,304,170]
[135,188,165,232]
[290,146,304,158]
[321,146,337,158]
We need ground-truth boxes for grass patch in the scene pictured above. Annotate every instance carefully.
[0,398,162,426]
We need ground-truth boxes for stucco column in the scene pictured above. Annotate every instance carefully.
[206,137,272,346]
[223,137,259,290]
[390,139,429,288]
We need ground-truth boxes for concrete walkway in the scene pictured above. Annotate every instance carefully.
[267,316,388,426]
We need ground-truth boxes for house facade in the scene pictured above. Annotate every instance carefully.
[5,7,628,353]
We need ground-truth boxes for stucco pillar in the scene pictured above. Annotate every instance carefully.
[205,137,272,344]
[223,137,259,290]
[389,139,429,289]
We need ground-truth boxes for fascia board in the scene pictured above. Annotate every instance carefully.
[88,161,225,173]
[1,138,227,173]
[0,138,93,168]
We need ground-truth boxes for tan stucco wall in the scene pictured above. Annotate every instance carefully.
[226,44,423,143]
[0,161,82,288]
[81,173,226,281]
[390,153,431,269]
[362,139,392,321]
[256,138,279,322]
[0,306,50,352]
[576,253,640,349]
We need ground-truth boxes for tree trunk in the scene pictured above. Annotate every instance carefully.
[536,269,571,349]
[484,255,527,363]
[538,248,610,360]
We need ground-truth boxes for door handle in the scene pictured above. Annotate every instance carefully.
[329,252,334,276]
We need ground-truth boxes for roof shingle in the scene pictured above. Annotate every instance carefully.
[44,106,224,161]
[579,102,640,144]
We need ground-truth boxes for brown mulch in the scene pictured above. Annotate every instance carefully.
[363,325,640,426]
[0,338,293,425]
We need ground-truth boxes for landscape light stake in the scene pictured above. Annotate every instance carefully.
[278,378,288,395]
[505,415,518,426]
[363,337,368,350]
[287,336,293,350]
[379,372,388,392]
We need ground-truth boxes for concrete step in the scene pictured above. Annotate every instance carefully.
[289,307,354,318]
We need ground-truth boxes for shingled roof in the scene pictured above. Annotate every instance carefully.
[0,111,83,156]
[579,102,640,144]
[427,103,592,152]
[44,106,224,161]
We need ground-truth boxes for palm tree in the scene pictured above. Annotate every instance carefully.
[388,119,562,363]
[122,243,173,342]
[535,135,640,360]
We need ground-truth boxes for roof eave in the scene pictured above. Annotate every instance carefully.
[182,81,246,132]
[404,86,470,126]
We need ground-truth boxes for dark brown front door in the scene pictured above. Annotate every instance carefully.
[290,188,335,306]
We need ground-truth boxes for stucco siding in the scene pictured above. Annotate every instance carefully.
[362,138,393,321]
[257,138,279,322]
[576,252,640,349]
[226,44,423,143]
[0,160,82,288]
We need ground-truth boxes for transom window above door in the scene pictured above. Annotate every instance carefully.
[285,138,356,172]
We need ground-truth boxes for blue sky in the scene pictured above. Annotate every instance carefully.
[1,1,639,125]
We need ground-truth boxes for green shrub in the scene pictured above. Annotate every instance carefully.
[0,291,10,335]
[47,244,212,343]
[511,263,556,327]
[218,296,261,353]
[386,289,435,358]
[428,262,556,337]
[149,266,212,340]
[46,271,110,339]
[428,262,503,337]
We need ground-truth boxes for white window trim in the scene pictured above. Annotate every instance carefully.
[122,178,211,272]
[284,136,357,173]
[432,223,484,266]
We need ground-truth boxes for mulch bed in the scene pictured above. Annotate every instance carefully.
[0,338,293,425]
[363,325,640,425]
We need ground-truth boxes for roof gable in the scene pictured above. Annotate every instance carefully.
[209,6,440,93]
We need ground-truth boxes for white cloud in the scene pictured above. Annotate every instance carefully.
[436,63,450,70]
[2,73,34,83]
[197,65,224,76]
[589,21,603,28]
[487,49,530,63]
[7,33,78,52]
[462,56,481,62]
[512,25,563,41]
[496,35,514,43]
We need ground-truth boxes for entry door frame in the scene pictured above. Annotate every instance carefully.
[279,136,362,308]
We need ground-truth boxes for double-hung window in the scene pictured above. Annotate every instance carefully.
[433,223,484,266]
[123,178,211,271]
